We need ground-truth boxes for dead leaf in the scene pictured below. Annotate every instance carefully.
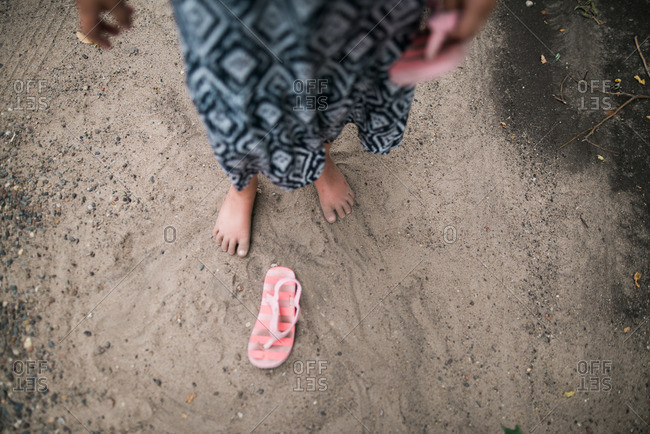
[500,122,507,129]
[181,413,188,419]
[75,31,98,46]
[634,75,646,85]
[186,393,196,404]
[541,54,547,64]
[634,272,641,288]
[563,390,576,398]
[624,326,631,333]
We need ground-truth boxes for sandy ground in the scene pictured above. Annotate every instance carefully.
[1,0,648,432]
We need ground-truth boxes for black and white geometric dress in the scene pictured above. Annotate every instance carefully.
[171,0,425,191]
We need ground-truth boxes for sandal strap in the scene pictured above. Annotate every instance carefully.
[262,277,302,349]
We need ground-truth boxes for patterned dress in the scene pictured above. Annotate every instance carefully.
[170,0,425,190]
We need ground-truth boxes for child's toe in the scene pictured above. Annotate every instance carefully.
[237,238,250,257]
[324,208,336,223]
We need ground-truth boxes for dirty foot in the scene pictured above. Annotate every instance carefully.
[314,144,354,223]
[212,176,258,257]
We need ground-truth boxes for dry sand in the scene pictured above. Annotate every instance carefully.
[1,0,648,432]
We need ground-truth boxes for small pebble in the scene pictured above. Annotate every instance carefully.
[24,337,33,352]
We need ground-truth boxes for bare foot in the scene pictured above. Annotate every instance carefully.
[314,143,354,223]
[212,176,257,257]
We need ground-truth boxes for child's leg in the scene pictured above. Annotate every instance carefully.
[213,175,258,257]
[314,142,355,223]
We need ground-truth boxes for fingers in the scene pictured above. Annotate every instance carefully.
[111,3,134,29]
[86,21,114,49]
[76,0,134,49]
[101,21,120,36]
[443,0,460,11]
[448,0,496,41]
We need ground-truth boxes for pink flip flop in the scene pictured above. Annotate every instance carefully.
[389,10,468,86]
[248,266,302,369]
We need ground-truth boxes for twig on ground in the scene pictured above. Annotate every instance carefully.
[634,35,650,78]
[552,74,568,104]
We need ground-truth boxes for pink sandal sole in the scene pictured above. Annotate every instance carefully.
[248,266,302,369]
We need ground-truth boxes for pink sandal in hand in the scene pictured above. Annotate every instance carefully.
[248,266,302,369]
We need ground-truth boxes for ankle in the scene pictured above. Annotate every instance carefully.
[323,142,332,156]
[230,176,258,200]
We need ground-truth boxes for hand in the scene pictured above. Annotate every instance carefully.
[76,0,134,49]
[442,0,497,41]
